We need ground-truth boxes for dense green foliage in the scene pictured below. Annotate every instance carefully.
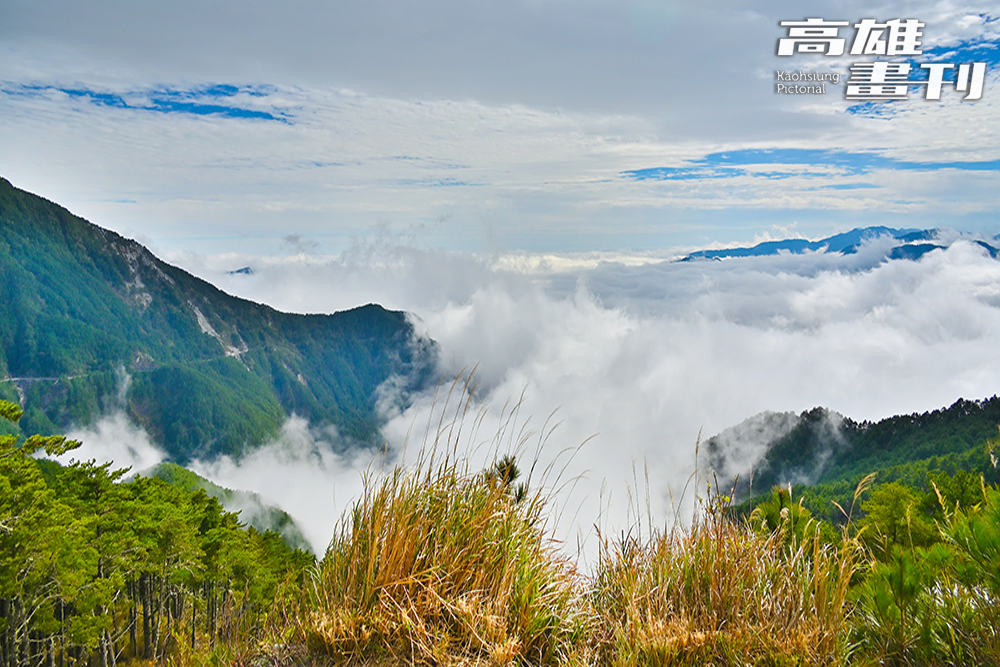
[828,397,1000,484]
[733,471,1000,666]
[717,397,1000,526]
[0,400,314,667]
[146,462,311,552]
[0,177,436,462]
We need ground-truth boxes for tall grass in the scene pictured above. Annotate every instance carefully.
[302,462,861,666]
[589,494,858,667]
[300,374,1000,667]
[304,377,586,665]
[305,464,585,665]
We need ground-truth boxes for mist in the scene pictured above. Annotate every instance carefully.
[153,234,1000,556]
[187,416,382,553]
[56,233,1000,558]
[63,412,165,473]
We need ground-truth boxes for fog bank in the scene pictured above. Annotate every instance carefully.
[168,235,1000,555]
[58,236,1000,557]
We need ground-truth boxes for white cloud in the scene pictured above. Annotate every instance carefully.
[2,1,999,254]
[148,235,1000,562]
[188,416,382,554]
[61,412,164,473]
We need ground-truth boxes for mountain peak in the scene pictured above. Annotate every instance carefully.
[0,179,437,462]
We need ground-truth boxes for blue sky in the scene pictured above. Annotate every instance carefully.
[1,0,999,255]
[623,148,1000,180]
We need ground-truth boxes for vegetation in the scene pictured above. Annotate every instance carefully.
[8,386,1000,666]
[0,399,314,667]
[716,397,1000,527]
[591,497,856,666]
[3,300,1000,665]
[307,456,584,665]
[146,462,312,553]
[297,406,1000,667]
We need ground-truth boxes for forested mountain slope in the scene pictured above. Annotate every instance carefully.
[144,462,311,551]
[708,396,1000,521]
[0,177,436,462]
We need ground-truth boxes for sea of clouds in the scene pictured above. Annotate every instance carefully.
[62,232,1000,561]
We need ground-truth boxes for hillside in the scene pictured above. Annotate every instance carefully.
[0,177,436,462]
[707,396,1000,521]
[143,462,312,551]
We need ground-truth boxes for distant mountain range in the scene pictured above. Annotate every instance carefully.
[0,177,437,463]
[680,226,1000,262]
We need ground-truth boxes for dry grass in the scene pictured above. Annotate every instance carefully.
[304,462,585,666]
[300,470,860,667]
[589,502,858,667]
[304,376,587,666]
[296,374,864,667]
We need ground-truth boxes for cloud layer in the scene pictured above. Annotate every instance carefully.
[124,234,999,558]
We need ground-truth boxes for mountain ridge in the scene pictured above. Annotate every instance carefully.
[679,226,998,262]
[0,177,437,462]
[706,395,1000,515]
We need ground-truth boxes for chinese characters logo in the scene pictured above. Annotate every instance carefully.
[776,18,986,101]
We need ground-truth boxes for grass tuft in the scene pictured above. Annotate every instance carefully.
[304,406,586,666]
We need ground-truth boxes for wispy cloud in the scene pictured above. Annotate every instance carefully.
[3,1,999,253]
[623,148,1000,183]
[4,83,288,120]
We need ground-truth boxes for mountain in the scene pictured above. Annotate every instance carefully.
[0,177,436,462]
[678,227,994,262]
[704,407,848,494]
[707,396,1000,519]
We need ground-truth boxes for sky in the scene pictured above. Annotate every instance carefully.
[6,0,1000,557]
[2,0,999,254]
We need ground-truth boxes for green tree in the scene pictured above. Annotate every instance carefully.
[0,395,316,666]
[484,454,529,503]
[0,399,81,667]
[941,485,1000,595]
[927,469,985,515]
[858,482,936,558]
[749,485,828,545]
